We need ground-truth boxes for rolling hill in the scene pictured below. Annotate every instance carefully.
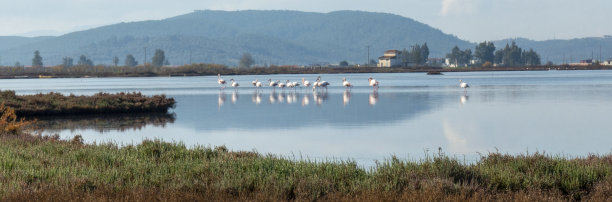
[0,10,472,66]
[1,10,610,66]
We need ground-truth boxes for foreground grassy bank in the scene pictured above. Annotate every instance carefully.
[1,133,610,201]
[0,90,175,116]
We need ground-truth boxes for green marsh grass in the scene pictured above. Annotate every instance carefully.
[0,106,610,201]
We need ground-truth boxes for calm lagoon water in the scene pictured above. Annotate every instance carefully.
[3,70,612,165]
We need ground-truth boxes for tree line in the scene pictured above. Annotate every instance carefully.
[401,43,430,66]
[446,41,541,67]
[23,49,170,68]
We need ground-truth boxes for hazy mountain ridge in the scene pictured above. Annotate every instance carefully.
[0,10,472,66]
[0,10,609,66]
[493,37,612,64]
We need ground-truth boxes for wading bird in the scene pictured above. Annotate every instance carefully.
[230,78,239,91]
[459,80,470,94]
[342,77,352,89]
[254,79,263,92]
[316,76,330,91]
[268,79,278,91]
[302,78,311,88]
[368,77,379,90]
[217,74,226,90]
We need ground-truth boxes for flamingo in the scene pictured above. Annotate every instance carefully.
[217,74,226,90]
[254,79,263,92]
[312,79,320,91]
[268,79,278,91]
[230,78,239,91]
[302,78,311,89]
[316,76,329,91]
[459,80,470,94]
[342,77,352,89]
[368,77,379,90]
[277,80,286,90]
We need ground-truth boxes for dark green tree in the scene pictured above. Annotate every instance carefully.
[239,53,255,68]
[502,41,522,66]
[151,49,166,67]
[14,62,22,67]
[32,50,43,67]
[494,49,504,64]
[409,45,422,65]
[401,48,410,67]
[78,55,94,66]
[125,54,138,67]
[446,46,472,66]
[339,60,349,67]
[62,57,73,68]
[522,49,541,66]
[420,43,430,65]
[369,59,377,65]
[474,41,496,64]
[113,56,119,66]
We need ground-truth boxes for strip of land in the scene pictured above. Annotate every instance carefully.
[1,64,612,79]
[0,90,175,116]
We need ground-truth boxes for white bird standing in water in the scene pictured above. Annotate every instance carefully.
[302,78,311,89]
[316,76,329,90]
[277,80,286,89]
[459,80,470,94]
[268,79,278,91]
[217,74,226,90]
[254,79,263,92]
[342,77,352,89]
[230,78,239,90]
[368,77,379,90]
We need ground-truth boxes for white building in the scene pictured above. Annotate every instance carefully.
[377,50,403,67]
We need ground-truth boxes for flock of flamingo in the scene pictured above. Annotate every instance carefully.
[216,74,380,91]
[215,74,471,108]
[215,73,470,93]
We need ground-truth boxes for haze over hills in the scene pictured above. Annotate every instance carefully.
[0,10,471,66]
[493,37,612,64]
[0,10,610,66]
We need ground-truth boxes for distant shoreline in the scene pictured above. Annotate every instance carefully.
[1,64,611,79]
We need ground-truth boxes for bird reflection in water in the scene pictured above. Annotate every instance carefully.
[313,91,328,105]
[343,89,351,106]
[252,92,262,105]
[301,94,310,106]
[218,91,226,109]
[369,91,379,106]
[231,91,239,104]
[460,95,469,105]
[269,91,277,104]
[287,92,298,104]
[277,92,286,103]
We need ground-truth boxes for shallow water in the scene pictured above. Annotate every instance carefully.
[4,70,612,166]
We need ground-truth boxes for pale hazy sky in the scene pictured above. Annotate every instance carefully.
[0,0,610,42]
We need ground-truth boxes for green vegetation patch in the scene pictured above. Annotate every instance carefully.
[0,90,175,116]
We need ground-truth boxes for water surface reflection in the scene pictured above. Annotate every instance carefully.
[32,113,175,133]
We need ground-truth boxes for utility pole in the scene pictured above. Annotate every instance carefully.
[143,47,147,66]
[189,49,192,65]
[600,45,602,62]
[367,45,370,66]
